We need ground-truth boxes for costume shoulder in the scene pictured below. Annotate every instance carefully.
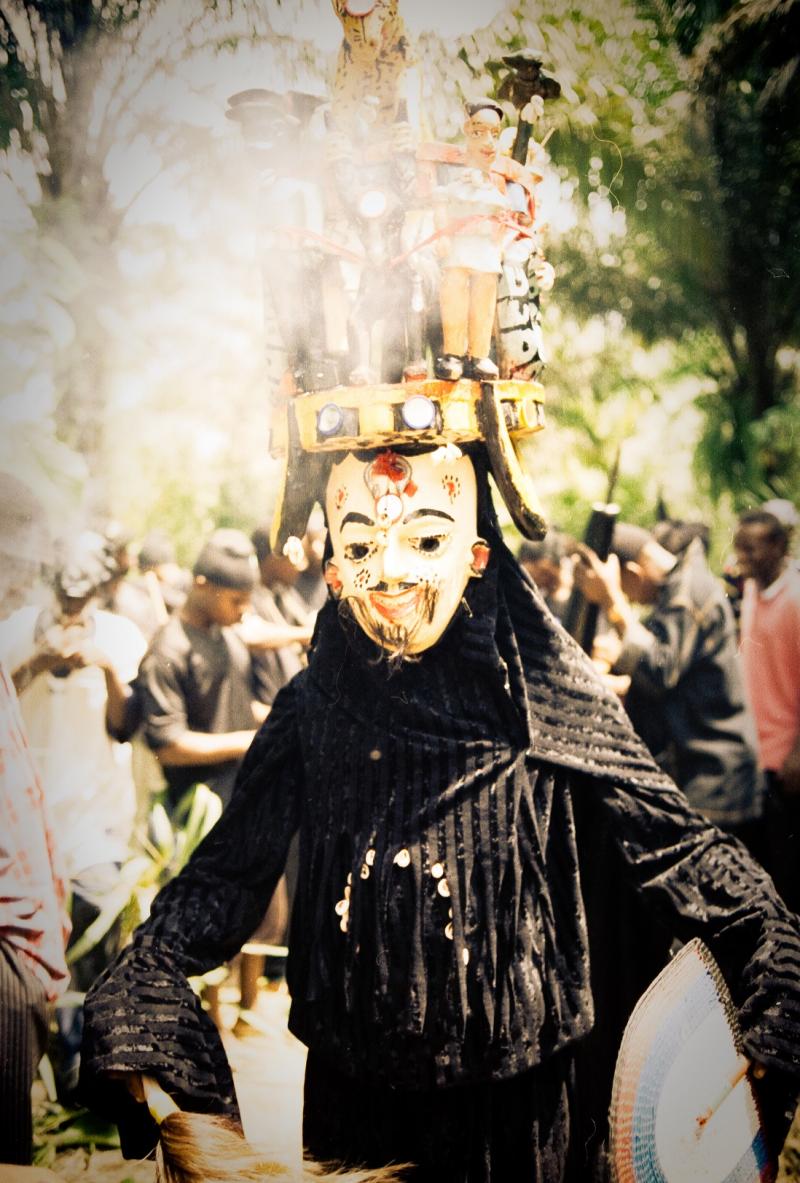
[234,675,302,783]
[498,549,668,789]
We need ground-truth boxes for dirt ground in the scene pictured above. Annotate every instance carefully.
[34,985,800,1181]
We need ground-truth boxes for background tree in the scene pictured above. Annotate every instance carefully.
[1,0,797,563]
[0,0,322,540]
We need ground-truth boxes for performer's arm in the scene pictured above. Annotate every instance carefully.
[592,765,800,1115]
[80,684,303,1151]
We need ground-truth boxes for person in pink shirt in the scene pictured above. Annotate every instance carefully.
[735,508,800,911]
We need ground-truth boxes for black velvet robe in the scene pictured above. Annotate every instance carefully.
[80,521,800,1173]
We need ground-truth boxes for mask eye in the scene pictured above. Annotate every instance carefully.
[411,534,448,555]
[344,541,374,562]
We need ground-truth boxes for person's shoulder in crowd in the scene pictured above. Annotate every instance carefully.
[141,609,192,657]
[93,606,147,681]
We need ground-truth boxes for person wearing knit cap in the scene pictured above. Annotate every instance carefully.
[135,528,267,814]
[573,520,764,846]
[134,526,294,1030]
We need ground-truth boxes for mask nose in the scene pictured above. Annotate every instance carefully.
[380,533,408,583]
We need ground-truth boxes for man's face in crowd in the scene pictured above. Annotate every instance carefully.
[55,590,95,623]
[325,449,484,656]
[199,580,252,627]
[734,522,787,587]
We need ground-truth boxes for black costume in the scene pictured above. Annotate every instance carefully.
[81,491,800,1181]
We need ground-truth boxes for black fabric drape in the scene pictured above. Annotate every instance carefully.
[80,473,800,1167]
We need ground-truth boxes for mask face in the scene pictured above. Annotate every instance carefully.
[325,449,485,656]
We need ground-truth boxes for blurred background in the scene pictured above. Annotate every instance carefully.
[1,0,798,570]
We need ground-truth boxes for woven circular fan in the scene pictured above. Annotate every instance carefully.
[609,938,775,1183]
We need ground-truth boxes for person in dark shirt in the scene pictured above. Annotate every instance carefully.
[137,529,273,813]
[574,521,764,845]
[136,527,292,1026]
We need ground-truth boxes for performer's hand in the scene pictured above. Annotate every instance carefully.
[108,1069,145,1103]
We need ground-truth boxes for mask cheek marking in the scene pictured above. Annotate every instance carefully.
[354,568,371,592]
[442,474,462,504]
[420,580,440,624]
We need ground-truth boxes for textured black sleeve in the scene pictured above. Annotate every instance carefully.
[79,681,302,1154]
[590,768,800,1125]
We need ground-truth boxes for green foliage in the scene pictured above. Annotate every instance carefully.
[34,1102,120,1166]
[2,0,798,563]
[31,784,223,1171]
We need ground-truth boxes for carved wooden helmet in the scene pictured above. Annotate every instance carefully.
[268,375,548,554]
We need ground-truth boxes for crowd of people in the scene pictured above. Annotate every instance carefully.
[519,499,800,917]
[1,478,798,1174]
[0,498,324,1166]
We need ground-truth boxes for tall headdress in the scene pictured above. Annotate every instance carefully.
[226,15,560,553]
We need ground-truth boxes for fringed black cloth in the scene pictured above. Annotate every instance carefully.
[80,510,800,1163]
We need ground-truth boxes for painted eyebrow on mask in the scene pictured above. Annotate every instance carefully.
[341,511,375,528]
[403,508,455,524]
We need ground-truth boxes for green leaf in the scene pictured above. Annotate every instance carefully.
[65,856,152,963]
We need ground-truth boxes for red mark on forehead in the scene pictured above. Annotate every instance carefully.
[334,487,347,510]
[365,450,417,499]
[371,451,409,483]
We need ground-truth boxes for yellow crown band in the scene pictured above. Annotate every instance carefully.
[270,377,545,458]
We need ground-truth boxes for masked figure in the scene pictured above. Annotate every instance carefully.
[80,430,800,1180]
[79,21,800,1183]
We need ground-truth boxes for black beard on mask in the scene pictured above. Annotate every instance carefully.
[338,582,441,667]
